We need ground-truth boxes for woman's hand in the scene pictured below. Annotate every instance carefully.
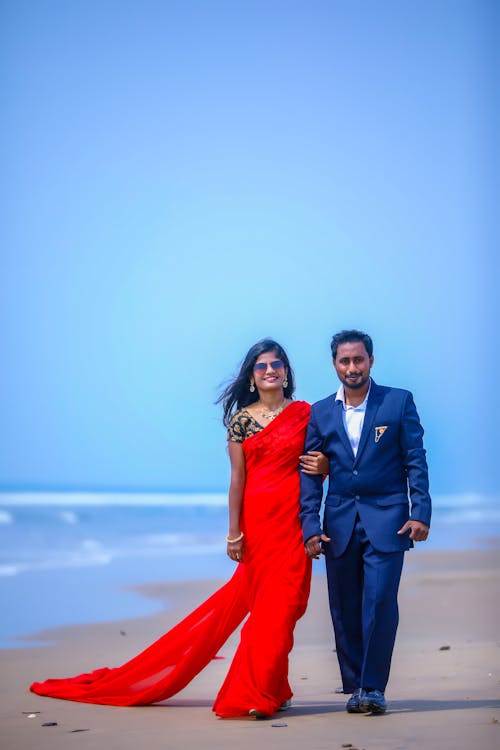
[227,537,244,563]
[300,450,329,475]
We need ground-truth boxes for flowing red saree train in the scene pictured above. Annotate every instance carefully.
[30,401,312,718]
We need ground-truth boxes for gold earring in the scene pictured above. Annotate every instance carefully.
[249,381,255,393]
[283,377,288,388]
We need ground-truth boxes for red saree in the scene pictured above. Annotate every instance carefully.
[30,401,312,717]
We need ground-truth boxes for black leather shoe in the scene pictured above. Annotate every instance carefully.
[359,689,386,714]
[346,688,365,713]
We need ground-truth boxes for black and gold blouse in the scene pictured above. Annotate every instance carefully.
[227,409,265,443]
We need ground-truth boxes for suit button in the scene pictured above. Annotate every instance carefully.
[353,470,358,475]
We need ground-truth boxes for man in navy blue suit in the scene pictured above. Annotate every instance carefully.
[299,330,431,714]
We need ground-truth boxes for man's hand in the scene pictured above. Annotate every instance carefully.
[397,520,429,542]
[300,451,329,475]
[304,533,331,558]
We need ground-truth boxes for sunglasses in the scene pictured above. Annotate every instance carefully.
[253,359,285,373]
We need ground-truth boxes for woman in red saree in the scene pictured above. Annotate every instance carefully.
[30,339,326,718]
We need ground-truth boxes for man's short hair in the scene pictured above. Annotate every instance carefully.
[330,330,373,359]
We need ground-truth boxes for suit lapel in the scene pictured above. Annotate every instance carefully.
[353,381,383,466]
[332,396,355,459]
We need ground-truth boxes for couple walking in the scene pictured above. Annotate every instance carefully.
[31,330,432,718]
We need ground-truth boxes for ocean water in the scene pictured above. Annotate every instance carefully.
[0,492,498,648]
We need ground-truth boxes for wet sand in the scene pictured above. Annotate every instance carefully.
[1,548,499,750]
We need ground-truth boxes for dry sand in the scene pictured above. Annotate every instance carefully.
[1,548,499,750]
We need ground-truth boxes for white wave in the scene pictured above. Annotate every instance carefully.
[0,532,223,577]
[142,533,185,546]
[0,564,18,576]
[66,551,113,566]
[59,510,78,524]
[0,552,113,577]
[1,491,496,509]
[80,538,103,551]
[120,542,224,558]
[179,543,225,556]
[0,510,13,524]
[138,540,224,556]
[0,492,227,507]
[432,493,491,509]
[437,509,500,523]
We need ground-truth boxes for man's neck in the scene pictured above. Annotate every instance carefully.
[344,383,370,407]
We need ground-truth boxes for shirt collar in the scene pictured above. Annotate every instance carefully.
[335,378,372,410]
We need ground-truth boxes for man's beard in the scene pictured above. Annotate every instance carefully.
[343,375,369,389]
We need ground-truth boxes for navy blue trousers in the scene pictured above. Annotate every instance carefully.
[324,515,404,693]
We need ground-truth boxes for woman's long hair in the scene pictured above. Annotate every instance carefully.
[217,338,295,426]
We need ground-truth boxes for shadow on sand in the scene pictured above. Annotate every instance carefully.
[150,697,500,717]
[288,698,500,716]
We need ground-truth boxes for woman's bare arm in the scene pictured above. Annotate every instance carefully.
[226,441,246,562]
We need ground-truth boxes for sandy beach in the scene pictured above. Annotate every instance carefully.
[1,547,499,750]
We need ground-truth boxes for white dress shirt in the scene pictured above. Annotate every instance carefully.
[335,380,371,457]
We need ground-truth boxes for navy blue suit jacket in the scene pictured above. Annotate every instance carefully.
[299,381,432,556]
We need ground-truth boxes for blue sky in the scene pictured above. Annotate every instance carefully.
[1,1,497,495]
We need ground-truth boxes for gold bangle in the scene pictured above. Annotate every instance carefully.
[226,532,244,543]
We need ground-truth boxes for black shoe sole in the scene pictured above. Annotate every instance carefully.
[360,702,386,714]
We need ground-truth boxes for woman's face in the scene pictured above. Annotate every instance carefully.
[251,350,287,395]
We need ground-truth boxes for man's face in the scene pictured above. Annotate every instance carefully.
[333,341,373,391]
